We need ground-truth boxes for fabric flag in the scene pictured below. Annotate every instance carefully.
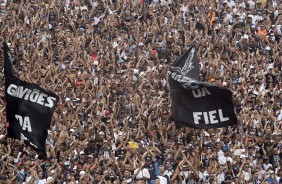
[3,42,59,155]
[128,141,139,149]
[168,46,237,129]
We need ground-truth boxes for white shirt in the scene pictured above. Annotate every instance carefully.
[249,14,263,25]
[226,13,233,23]
[276,176,281,183]
[239,2,246,8]
[199,171,209,181]
[263,163,273,171]
[38,179,47,184]
[242,170,251,181]
[164,170,174,180]
[234,149,246,156]
[94,16,102,25]
[225,0,235,8]
[181,5,188,13]
[258,169,266,180]
[218,155,227,165]
[217,172,225,183]
[233,7,239,14]
[217,150,224,158]
[157,175,168,184]
[239,12,246,22]
[134,168,150,180]
[160,0,172,6]
[180,170,189,183]
[248,0,256,9]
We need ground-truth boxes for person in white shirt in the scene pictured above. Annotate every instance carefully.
[263,156,273,171]
[218,150,228,165]
[38,171,47,184]
[242,164,252,182]
[93,8,107,26]
[158,165,170,182]
[215,142,224,159]
[180,1,189,17]
[220,150,233,166]
[225,0,235,8]
[164,161,174,180]
[156,175,167,184]
[238,0,246,8]
[232,3,239,14]
[179,164,190,184]
[160,0,172,6]
[248,9,263,25]
[217,165,225,183]
[237,7,246,22]
[225,8,234,23]
[134,162,150,183]
[256,163,266,180]
[198,165,209,182]
[248,0,256,9]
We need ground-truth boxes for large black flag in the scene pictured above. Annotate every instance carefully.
[3,42,59,155]
[168,46,237,129]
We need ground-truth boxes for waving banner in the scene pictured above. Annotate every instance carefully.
[3,42,59,155]
[168,46,237,129]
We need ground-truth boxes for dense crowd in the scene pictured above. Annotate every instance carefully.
[0,0,281,183]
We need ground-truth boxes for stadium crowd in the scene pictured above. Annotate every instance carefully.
[0,0,281,183]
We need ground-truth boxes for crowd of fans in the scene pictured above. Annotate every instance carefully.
[0,0,281,183]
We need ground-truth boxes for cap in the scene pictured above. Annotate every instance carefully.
[133,69,139,75]
[146,157,151,161]
[240,154,247,158]
[265,46,271,51]
[79,171,86,176]
[93,60,99,65]
[81,6,88,11]
[264,156,269,160]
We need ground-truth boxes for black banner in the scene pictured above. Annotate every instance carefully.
[168,46,237,129]
[3,42,59,155]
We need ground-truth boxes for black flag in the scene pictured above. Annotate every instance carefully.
[3,42,59,155]
[168,46,237,129]
[171,46,199,81]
